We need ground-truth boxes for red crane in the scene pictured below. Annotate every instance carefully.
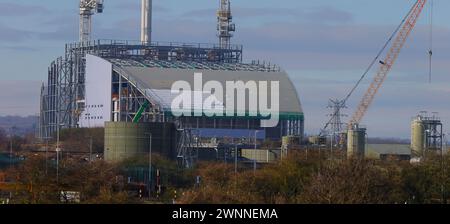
[348,0,428,127]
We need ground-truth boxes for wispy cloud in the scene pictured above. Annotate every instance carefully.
[182,6,354,24]
[0,2,49,17]
[1,46,38,52]
[112,2,170,13]
[0,23,35,42]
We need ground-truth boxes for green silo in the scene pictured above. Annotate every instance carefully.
[104,122,153,162]
[104,122,178,162]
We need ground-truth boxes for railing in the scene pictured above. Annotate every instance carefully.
[67,39,244,63]
[70,39,244,51]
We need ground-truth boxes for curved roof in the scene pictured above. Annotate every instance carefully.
[108,59,303,115]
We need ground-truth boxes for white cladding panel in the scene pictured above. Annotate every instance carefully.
[80,54,112,128]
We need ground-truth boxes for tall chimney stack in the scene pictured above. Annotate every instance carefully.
[141,0,152,44]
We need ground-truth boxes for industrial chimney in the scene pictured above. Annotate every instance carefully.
[141,0,152,44]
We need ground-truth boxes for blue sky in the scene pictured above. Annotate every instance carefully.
[0,0,449,138]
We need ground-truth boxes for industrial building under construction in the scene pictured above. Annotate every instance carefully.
[38,0,304,166]
[37,0,447,167]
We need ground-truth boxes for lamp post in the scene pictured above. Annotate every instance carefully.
[146,133,152,200]
[193,129,200,165]
[89,136,93,163]
[424,129,431,158]
[215,147,219,161]
[330,133,334,161]
[45,140,49,175]
[195,135,199,164]
[365,131,369,159]
[9,133,13,169]
[234,139,238,190]
[254,130,259,150]
[56,123,63,184]
[253,130,261,174]
[232,138,237,174]
[441,133,445,204]
[8,129,14,201]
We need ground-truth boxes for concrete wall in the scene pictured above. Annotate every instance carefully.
[241,149,280,163]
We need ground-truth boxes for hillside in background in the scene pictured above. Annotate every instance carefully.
[367,137,410,144]
[0,116,38,136]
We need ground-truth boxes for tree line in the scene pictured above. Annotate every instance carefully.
[179,151,450,204]
[2,146,450,204]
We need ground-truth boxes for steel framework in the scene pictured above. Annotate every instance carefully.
[422,112,443,151]
[176,126,199,168]
[40,40,244,140]
[327,99,347,135]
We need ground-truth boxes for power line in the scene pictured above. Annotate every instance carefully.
[428,0,434,83]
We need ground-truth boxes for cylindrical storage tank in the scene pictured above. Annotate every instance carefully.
[282,135,300,147]
[282,136,290,147]
[338,132,348,147]
[308,135,326,145]
[104,122,152,162]
[411,118,425,158]
[112,98,119,122]
[347,125,366,158]
[308,136,319,145]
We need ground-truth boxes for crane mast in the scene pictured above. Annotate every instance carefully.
[217,0,236,49]
[348,0,427,127]
[79,0,104,42]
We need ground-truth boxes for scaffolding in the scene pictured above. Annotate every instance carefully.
[422,112,443,151]
[411,111,444,158]
[176,125,199,169]
[40,40,244,140]
[109,58,281,72]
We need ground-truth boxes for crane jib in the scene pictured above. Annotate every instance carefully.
[348,0,427,127]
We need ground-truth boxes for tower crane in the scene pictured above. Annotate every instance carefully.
[320,0,427,137]
[217,0,236,49]
[79,0,104,42]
